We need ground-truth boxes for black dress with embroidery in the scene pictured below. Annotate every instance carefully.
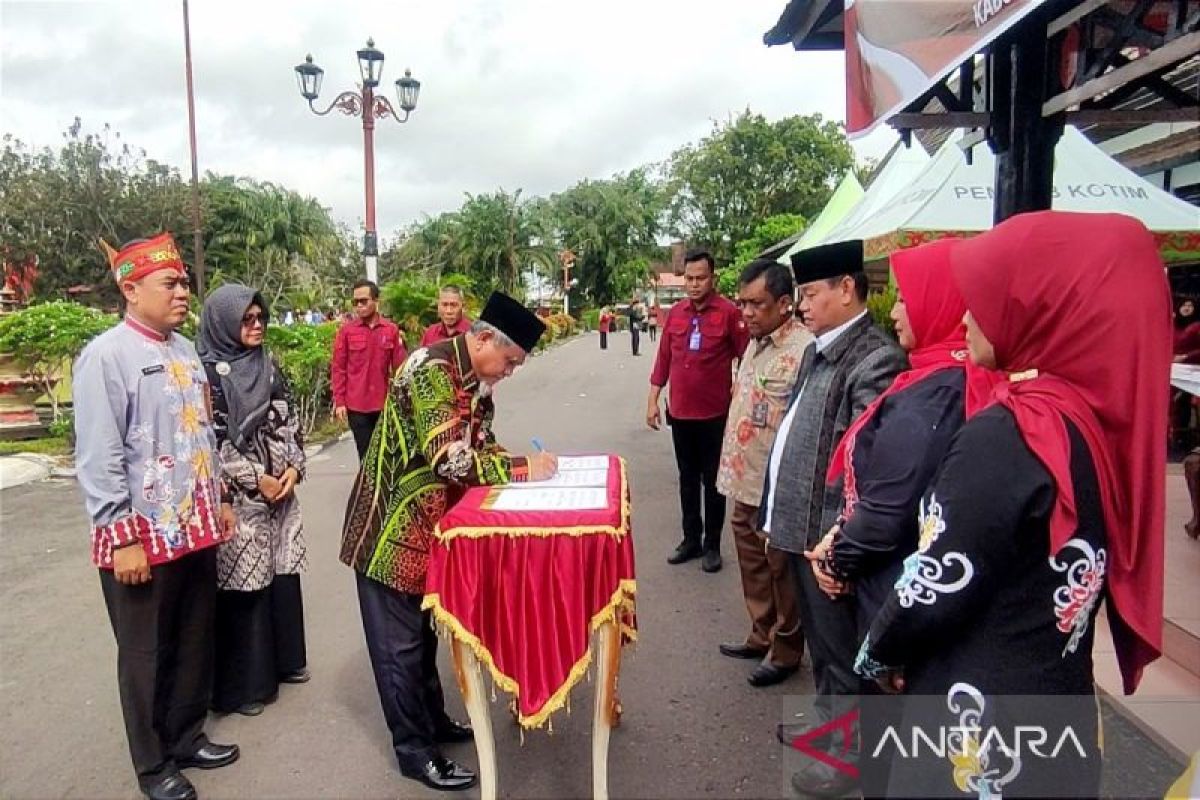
[829,368,966,629]
[856,405,1106,799]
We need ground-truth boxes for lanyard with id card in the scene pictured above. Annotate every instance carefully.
[688,316,702,351]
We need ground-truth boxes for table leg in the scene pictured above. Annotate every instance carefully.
[452,638,497,800]
[592,619,621,800]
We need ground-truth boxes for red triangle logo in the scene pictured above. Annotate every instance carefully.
[789,709,860,779]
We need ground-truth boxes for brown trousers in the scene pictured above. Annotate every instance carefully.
[731,500,805,668]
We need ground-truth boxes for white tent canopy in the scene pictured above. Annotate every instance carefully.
[823,126,1200,261]
[777,141,929,263]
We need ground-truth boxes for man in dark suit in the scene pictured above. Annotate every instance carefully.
[760,240,906,798]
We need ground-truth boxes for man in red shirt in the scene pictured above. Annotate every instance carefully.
[333,280,408,459]
[419,285,472,347]
[647,248,749,573]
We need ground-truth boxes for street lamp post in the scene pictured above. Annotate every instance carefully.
[294,39,421,283]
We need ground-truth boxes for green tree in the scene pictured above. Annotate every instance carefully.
[202,176,350,307]
[0,120,191,303]
[665,111,852,260]
[545,170,665,306]
[717,213,808,297]
[0,300,118,420]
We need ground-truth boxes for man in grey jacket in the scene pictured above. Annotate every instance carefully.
[760,240,906,798]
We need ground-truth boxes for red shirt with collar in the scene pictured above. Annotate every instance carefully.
[650,294,749,420]
[419,316,472,347]
[332,315,407,412]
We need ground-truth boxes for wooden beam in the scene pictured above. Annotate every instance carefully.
[1068,107,1200,124]
[1043,31,1200,116]
[890,112,989,128]
[890,107,1198,130]
[1048,0,1109,36]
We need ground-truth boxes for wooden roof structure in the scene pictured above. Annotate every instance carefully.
[765,0,1199,220]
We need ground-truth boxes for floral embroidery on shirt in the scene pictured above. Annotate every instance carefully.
[946,682,1022,799]
[853,633,894,679]
[894,494,974,608]
[1049,538,1107,656]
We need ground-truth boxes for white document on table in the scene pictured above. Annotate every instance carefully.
[556,455,609,471]
[507,469,609,489]
[485,487,608,511]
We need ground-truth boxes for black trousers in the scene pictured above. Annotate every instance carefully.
[355,572,452,773]
[668,413,727,552]
[212,574,307,712]
[788,550,863,773]
[648,324,657,342]
[99,547,217,789]
[348,410,381,460]
[630,324,641,355]
[599,331,608,350]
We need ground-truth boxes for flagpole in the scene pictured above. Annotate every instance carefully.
[182,0,206,298]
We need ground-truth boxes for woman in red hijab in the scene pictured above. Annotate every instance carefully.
[809,239,998,621]
[856,211,1170,799]
[796,238,998,798]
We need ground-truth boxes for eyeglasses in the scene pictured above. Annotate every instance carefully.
[241,313,265,328]
[352,297,372,306]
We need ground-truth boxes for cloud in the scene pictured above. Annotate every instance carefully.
[0,0,896,238]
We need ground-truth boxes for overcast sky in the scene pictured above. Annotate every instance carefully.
[0,0,895,240]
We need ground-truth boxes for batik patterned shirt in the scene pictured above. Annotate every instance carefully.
[339,336,530,594]
[74,317,223,568]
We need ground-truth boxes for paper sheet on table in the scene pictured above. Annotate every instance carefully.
[507,469,608,489]
[556,455,609,471]
[484,487,609,511]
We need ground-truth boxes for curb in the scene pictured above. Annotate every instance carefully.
[1,431,354,492]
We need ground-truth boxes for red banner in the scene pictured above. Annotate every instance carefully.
[845,0,1049,137]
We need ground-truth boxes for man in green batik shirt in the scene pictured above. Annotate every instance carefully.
[340,292,556,793]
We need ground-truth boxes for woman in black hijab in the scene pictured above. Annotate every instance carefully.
[198,284,309,716]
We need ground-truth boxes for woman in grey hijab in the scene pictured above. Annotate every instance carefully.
[198,283,308,716]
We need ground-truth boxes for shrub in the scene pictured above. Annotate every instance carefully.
[0,301,118,421]
[264,322,338,437]
[867,284,898,336]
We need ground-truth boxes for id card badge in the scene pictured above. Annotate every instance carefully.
[688,318,702,351]
[751,400,769,427]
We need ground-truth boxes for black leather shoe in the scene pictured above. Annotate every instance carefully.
[748,662,798,687]
[402,758,478,791]
[280,668,310,684]
[434,719,474,744]
[790,764,859,798]
[701,550,723,573]
[667,542,702,565]
[718,642,768,660]
[177,742,240,770]
[143,773,196,800]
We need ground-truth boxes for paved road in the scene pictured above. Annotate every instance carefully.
[0,330,1183,799]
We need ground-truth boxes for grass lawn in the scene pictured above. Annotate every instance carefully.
[0,436,72,457]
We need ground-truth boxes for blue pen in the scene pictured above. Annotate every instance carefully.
[531,437,545,452]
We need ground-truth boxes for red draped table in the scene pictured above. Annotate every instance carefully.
[422,454,636,800]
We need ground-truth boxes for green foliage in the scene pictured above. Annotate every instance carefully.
[0,120,359,308]
[384,190,553,297]
[0,436,73,457]
[0,300,118,419]
[580,308,600,331]
[732,213,807,266]
[545,170,666,306]
[380,278,440,346]
[867,283,898,334]
[1,120,191,303]
[533,313,579,352]
[264,322,337,437]
[666,111,852,261]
